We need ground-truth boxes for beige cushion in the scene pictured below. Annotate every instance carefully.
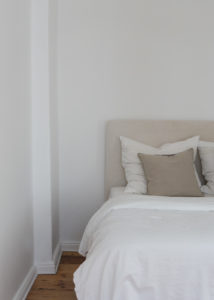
[120,135,200,194]
[138,149,202,197]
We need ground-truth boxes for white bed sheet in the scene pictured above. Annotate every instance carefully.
[74,194,214,300]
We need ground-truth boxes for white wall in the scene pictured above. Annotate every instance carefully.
[0,1,34,299]
[57,0,214,243]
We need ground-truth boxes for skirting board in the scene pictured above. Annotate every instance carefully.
[37,242,62,274]
[36,241,80,274]
[36,261,56,274]
[13,243,63,299]
[36,241,80,273]
[13,266,37,300]
[61,241,80,252]
[53,243,62,273]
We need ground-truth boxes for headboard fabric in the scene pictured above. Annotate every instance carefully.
[105,120,214,199]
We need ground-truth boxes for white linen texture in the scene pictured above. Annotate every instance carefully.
[74,194,214,300]
[199,141,214,195]
[120,136,200,194]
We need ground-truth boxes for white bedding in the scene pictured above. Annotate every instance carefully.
[74,195,214,300]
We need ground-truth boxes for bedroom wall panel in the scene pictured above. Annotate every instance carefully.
[0,1,34,299]
[31,0,53,268]
[31,0,60,273]
[49,0,60,263]
[57,0,214,243]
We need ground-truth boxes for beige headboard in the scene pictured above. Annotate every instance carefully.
[105,119,214,199]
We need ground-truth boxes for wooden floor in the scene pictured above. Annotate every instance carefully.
[27,252,85,300]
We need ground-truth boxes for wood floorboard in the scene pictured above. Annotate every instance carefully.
[27,252,85,300]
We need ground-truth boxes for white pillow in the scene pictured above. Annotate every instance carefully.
[198,141,214,195]
[120,136,200,194]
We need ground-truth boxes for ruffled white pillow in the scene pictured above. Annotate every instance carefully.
[120,136,200,194]
[199,141,214,195]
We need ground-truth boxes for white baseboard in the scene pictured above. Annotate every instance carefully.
[36,261,56,274]
[13,241,80,299]
[13,243,63,299]
[37,242,62,274]
[53,243,62,272]
[13,265,37,300]
[61,241,80,252]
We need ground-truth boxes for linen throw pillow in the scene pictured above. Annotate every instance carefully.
[138,149,202,197]
[198,141,214,195]
[120,136,200,194]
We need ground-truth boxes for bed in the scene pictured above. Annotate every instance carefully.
[74,120,214,300]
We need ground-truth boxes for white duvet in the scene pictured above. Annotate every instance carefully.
[74,195,214,300]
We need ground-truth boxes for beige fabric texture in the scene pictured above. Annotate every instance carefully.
[138,149,202,197]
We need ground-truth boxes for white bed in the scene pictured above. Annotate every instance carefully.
[74,120,214,300]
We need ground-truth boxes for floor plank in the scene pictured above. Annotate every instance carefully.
[27,252,85,300]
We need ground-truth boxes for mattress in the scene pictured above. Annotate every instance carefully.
[74,194,214,300]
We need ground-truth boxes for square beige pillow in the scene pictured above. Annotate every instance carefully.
[138,149,202,197]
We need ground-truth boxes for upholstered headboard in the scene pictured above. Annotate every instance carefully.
[105,120,214,199]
